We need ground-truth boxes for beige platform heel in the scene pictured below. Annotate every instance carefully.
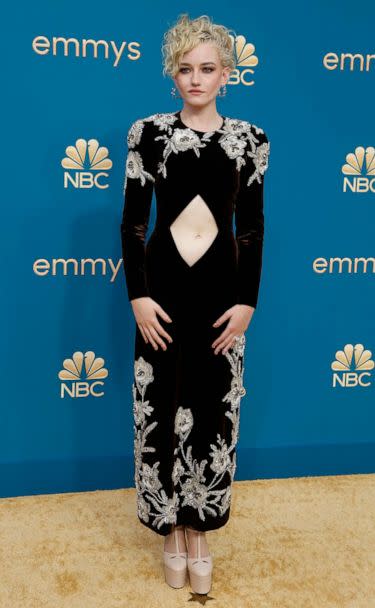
[163,525,188,588]
[186,528,213,594]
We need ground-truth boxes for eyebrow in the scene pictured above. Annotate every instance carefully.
[179,62,217,66]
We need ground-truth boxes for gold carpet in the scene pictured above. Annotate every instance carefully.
[0,474,374,607]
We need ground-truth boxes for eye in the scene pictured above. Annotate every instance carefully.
[178,67,215,74]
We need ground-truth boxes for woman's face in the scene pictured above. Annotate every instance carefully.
[173,42,231,107]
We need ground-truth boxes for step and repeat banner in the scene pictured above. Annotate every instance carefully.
[2,0,374,497]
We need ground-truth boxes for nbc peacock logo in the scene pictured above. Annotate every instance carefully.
[341,146,375,193]
[228,34,259,87]
[331,343,374,388]
[58,350,109,398]
[61,139,113,189]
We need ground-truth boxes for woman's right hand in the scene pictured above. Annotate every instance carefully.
[130,297,173,351]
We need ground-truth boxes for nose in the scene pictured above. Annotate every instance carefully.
[191,70,201,85]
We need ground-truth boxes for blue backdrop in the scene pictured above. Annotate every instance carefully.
[2,0,374,498]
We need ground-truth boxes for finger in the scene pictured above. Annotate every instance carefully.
[148,325,167,350]
[139,325,148,344]
[212,309,230,327]
[156,305,173,323]
[215,335,236,355]
[222,335,238,354]
[153,319,173,343]
[144,326,159,350]
[214,332,235,355]
[212,326,233,348]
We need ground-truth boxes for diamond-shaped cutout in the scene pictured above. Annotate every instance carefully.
[169,194,219,267]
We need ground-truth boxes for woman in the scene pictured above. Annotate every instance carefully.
[120,13,270,594]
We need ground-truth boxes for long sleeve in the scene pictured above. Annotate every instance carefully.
[234,127,270,308]
[120,118,155,302]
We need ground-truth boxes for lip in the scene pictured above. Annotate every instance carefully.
[189,90,203,94]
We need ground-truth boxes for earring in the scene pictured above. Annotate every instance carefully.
[171,86,182,99]
[218,84,227,97]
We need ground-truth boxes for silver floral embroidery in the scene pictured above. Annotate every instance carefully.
[172,333,246,521]
[132,334,247,530]
[216,117,254,169]
[214,117,270,185]
[145,112,178,133]
[245,140,270,186]
[155,128,208,178]
[123,119,155,194]
[132,356,179,530]
[124,112,269,186]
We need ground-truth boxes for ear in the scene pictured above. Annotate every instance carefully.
[221,66,231,84]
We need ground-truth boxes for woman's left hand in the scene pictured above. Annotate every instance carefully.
[211,304,254,355]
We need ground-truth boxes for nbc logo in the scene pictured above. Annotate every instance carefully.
[228,34,259,86]
[58,350,109,398]
[341,146,375,193]
[331,343,374,388]
[61,139,113,189]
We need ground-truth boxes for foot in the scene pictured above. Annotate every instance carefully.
[164,525,187,554]
[185,526,210,559]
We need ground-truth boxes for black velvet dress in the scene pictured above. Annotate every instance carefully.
[120,110,270,536]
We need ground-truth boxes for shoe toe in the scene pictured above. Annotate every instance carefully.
[187,555,212,572]
[164,554,187,569]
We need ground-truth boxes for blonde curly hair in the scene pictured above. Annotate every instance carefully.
[161,13,236,78]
